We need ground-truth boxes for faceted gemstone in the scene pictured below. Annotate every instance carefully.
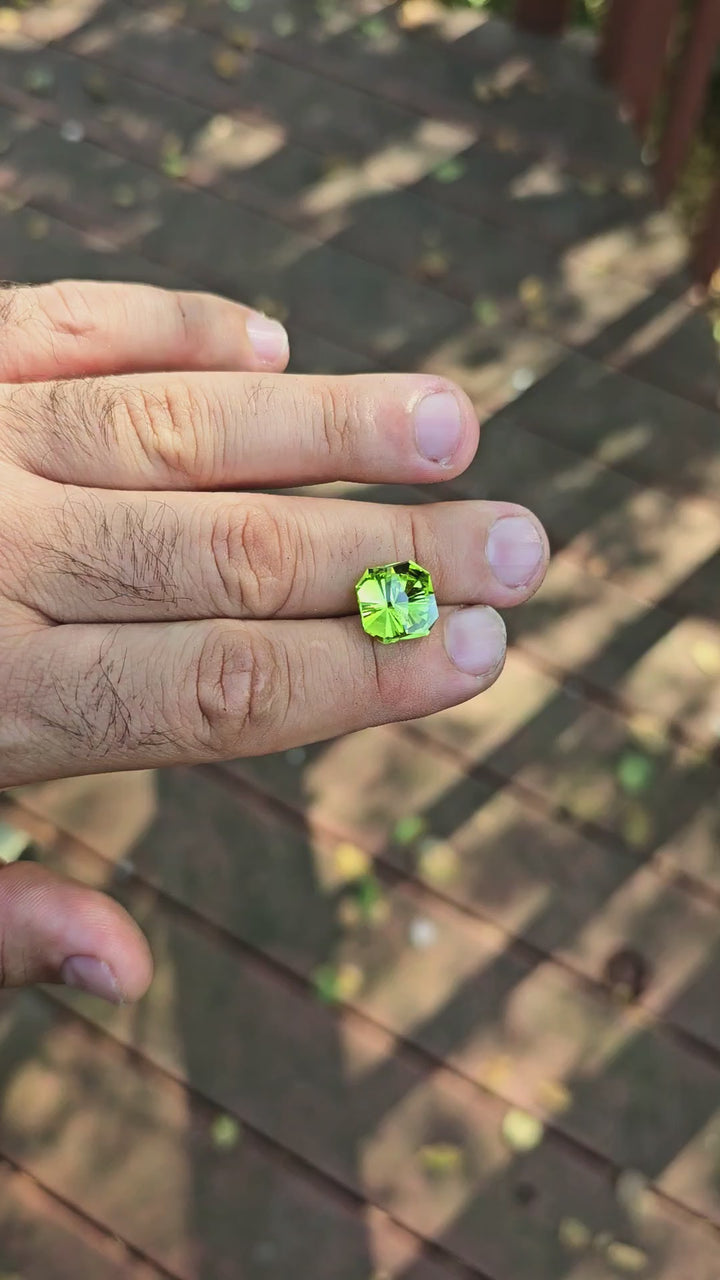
[355,561,439,644]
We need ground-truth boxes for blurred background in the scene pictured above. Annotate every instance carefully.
[0,0,719,1276]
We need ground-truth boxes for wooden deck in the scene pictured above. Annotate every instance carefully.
[0,1,719,1276]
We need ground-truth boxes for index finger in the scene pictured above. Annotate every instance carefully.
[0,280,290,382]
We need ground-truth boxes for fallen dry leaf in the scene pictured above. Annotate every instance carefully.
[501,1108,544,1153]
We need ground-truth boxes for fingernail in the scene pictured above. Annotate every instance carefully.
[487,515,544,589]
[446,606,506,677]
[246,312,289,365]
[61,956,124,1004]
[414,390,463,465]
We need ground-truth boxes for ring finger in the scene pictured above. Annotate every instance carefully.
[6,608,508,786]
[8,482,549,623]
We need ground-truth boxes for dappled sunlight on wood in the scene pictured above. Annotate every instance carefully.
[0,0,717,1272]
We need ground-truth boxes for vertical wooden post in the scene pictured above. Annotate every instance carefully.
[600,0,680,134]
[693,177,720,286]
[656,0,720,198]
[623,0,680,134]
[598,0,634,80]
[514,0,571,35]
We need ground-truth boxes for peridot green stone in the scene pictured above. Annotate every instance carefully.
[355,561,439,644]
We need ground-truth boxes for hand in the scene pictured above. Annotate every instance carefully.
[0,280,548,1001]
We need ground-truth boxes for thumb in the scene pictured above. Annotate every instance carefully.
[0,859,153,1002]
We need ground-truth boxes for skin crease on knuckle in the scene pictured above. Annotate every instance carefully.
[191,626,288,757]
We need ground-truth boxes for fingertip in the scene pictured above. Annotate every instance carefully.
[485,505,550,597]
[0,862,154,1002]
[444,605,507,680]
[59,891,154,1003]
[410,378,479,480]
[245,313,290,370]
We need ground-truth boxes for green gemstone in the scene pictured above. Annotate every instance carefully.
[355,561,439,644]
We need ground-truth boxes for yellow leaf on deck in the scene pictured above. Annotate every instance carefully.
[494,127,520,153]
[558,1217,591,1251]
[691,640,720,677]
[623,804,652,849]
[519,275,545,308]
[481,1054,513,1091]
[606,1242,649,1273]
[416,249,450,281]
[501,1108,544,1152]
[26,213,49,240]
[627,713,668,753]
[335,962,364,1001]
[419,1142,464,1176]
[212,47,242,79]
[615,1168,651,1217]
[225,24,257,50]
[397,0,441,29]
[536,1079,572,1114]
[0,8,20,31]
[333,842,370,883]
[418,839,458,885]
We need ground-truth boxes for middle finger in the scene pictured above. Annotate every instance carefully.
[0,371,480,490]
[8,482,549,623]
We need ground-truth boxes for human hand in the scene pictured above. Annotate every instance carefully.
[0,280,548,1001]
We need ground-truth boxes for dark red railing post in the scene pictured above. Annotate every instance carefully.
[656,0,720,197]
[514,0,571,35]
[600,0,680,134]
[598,0,634,80]
[693,177,720,286]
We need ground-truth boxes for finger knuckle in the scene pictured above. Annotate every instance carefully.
[312,381,354,461]
[190,625,287,754]
[208,503,297,618]
[34,279,100,340]
[118,381,209,484]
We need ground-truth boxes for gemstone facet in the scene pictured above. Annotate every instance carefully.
[355,561,439,644]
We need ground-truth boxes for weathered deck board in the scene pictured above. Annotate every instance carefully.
[0,1,718,1274]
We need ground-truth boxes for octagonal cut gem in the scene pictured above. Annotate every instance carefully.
[355,561,439,644]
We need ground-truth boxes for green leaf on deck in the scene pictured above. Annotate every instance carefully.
[616,752,655,796]
[359,16,390,40]
[355,873,386,923]
[313,962,364,1003]
[211,1114,241,1150]
[432,157,466,184]
[473,296,500,327]
[112,183,138,208]
[272,12,297,36]
[23,65,55,95]
[392,815,426,845]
